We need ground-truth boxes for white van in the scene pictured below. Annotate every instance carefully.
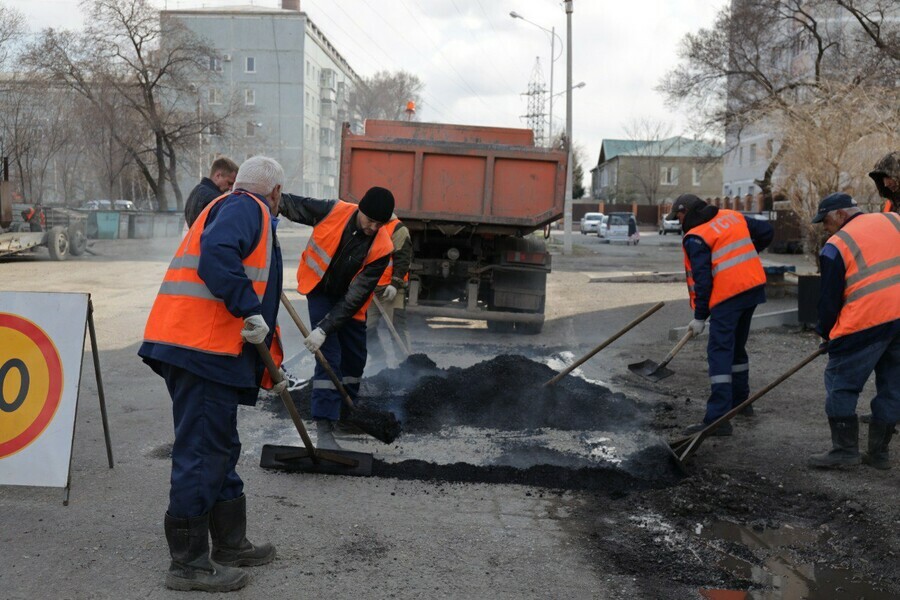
[606,212,640,245]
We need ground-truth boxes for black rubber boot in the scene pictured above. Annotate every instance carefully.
[210,495,276,567]
[164,512,247,592]
[862,421,895,470]
[808,415,861,468]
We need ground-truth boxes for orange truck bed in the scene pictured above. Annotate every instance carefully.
[339,120,567,230]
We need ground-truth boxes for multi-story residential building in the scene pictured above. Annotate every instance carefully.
[162,1,361,198]
[590,137,723,205]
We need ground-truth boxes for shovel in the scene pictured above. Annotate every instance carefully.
[544,301,665,387]
[279,292,402,444]
[254,341,373,476]
[628,329,694,382]
[668,347,827,467]
[372,295,411,358]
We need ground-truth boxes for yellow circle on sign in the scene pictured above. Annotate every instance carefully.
[0,327,51,447]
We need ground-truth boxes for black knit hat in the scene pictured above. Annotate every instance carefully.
[358,187,395,223]
[666,194,705,220]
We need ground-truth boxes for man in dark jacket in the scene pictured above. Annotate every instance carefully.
[279,187,394,450]
[139,156,284,592]
[669,194,774,436]
[184,157,239,226]
[868,151,900,214]
[366,214,413,370]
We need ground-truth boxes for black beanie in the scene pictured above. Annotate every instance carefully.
[358,187,395,223]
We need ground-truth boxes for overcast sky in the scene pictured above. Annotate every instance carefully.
[8,0,727,166]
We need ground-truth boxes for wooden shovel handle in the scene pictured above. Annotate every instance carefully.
[544,301,665,387]
[373,295,411,357]
[280,292,356,410]
[656,329,695,371]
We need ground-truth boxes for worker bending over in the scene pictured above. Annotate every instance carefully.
[366,213,413,369]
[140,156,285,592]
[669,194,773,436]
[868,151,899,214]
[279,187,394,450]
[807,193,900,470]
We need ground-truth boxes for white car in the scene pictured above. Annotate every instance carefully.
[596,215,610,239]
[607,212,641,245]
[580,212,605,235]
[658,216,681,235]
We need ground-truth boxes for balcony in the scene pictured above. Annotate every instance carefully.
[319,145,335,160]
[319,68,336,91]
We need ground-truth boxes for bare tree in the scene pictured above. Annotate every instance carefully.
[835,0,900,60]
[352,70,424,122]
[24,0,241,211]
[0,2,23,67]
[660,0,898,204]
[620,119,678,205]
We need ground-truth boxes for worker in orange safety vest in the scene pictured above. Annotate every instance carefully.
[807,193,900,471]
[868,151,899,215]
[669,193,773,437]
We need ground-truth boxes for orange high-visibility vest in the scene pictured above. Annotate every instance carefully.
[378,218,410,287]
[297,200,393,321]
[683,209,767,310]
[143,191,283,387]
[827,212,900,340]
[884,199,895,213]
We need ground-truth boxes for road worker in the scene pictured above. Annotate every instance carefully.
[184,156,239,226]
[279,186,394,450]
[139,156,285,592]
[868,151,899,214]
[807,193,900,470]
[669,193,773,436]
[366,213,413,370]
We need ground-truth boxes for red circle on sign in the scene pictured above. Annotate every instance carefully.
[0,313,64,458]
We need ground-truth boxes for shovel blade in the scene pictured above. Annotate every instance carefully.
[260,444,373,476]
[627,360,674,382]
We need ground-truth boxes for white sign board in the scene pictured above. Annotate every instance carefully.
[0,291,89,487]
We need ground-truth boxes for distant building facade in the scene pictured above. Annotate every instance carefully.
[590,137,723,205]
[162,2,361,198]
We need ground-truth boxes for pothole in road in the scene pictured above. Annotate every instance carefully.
[696,520,893,599]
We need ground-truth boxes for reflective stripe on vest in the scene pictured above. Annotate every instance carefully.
[296,200,394,321]
[828,212,900,340]
[143,191,274,356]
[682,209,767,310]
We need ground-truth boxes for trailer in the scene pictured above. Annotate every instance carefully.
[339,120,567,334]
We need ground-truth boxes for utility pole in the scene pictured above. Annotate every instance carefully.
[563,0,574,255]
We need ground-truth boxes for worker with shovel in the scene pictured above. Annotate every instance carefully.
[140,156,286,591]
[366,213,413,370]
[279,187,394,450]
[670,194,773,437]
[807,193,900,470]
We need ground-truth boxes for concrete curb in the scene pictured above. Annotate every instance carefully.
[585,271,685,283]
[667,308,799,340]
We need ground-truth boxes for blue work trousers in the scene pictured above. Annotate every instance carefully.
[160,363,244,519]
[704,304,756,423]
[825,332,900,422]
[308,292,367,421]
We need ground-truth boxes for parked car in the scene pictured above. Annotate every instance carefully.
[596,214,610,239]
[580,212,605,235]
[80,200,112,210]
[658,216,681,235]
[607,212,640,245]
[113,200,137,211]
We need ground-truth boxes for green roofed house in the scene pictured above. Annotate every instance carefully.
[590,137,723,205]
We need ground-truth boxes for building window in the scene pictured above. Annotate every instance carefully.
[245,89,255,105]
[738,146,744,166]
[209,56,222,72]
[245,56,255,73]
[660,166,679,185]
[208,88,222,105]
[749,144,757,165]
[692,167,701,187]
[246,121,258,137]
[208,122,224,136]
[305,92,310,111]
[305,124,310,141]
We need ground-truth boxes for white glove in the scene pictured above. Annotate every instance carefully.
[688,319,706,336]
[241,314,269,345]
[271,371,288,395]
[304,327,327,353]
[381,284,398,302]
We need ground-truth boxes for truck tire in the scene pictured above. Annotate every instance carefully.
[487,320,515,333]
[47,226,69,261]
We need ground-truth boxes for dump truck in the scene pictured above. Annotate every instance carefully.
[0,159,87,261]
[339,120,568,334]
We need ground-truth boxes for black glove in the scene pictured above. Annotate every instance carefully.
[818,340,830,351]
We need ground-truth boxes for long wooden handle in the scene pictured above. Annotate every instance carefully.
[656,329,695,371]
[280,292,356,409]
[544,301,665,387]
[253,341,318,463]
[373,295,410,357]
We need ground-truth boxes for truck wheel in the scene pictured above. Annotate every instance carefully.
[47,226,69,261]
[69,227,88,256]
[487,320,514,333]
[516,321,544,335]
